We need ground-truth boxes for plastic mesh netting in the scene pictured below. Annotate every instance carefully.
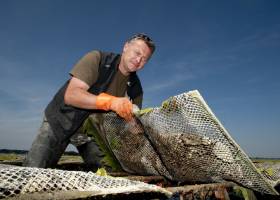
[94,90,278,195]
[0,164,171,199]
[254,161,280,187]
[1,90,278,198]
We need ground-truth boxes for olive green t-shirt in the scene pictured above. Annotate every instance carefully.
[70,50,143,108]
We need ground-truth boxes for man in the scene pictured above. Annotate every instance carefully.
[23,33,155,169]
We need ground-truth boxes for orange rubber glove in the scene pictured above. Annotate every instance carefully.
[96,93,133,121]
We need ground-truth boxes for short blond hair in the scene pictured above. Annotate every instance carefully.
[128,33,156,54]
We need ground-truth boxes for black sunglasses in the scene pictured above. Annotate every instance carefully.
[131,33,153,43]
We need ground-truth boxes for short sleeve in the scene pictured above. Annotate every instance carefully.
[70,50,101,86]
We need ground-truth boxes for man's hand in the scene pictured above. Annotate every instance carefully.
[96,93,133,121]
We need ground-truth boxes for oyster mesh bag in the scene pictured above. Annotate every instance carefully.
[0,90,278,198]
[98,90,278,195]
[0,164,171,199]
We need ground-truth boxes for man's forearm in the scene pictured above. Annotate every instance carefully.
[64,87,98,109]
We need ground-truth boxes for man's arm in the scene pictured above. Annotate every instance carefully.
[64,76,133,121]
[64,76,97,109]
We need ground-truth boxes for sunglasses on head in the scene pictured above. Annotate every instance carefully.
[130,33,153,43]
[128,33,156,53]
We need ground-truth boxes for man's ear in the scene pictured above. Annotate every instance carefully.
[123,42,129,52]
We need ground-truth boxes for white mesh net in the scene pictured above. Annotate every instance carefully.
[0,164,171,199]
[97,90,278,195]
[1,90,278,198]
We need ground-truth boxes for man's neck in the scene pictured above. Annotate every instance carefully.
[118,60,130,76]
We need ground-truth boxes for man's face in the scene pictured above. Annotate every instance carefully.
[121,39,152,74]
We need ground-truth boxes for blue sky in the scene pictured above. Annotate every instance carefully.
[0,0,279,158]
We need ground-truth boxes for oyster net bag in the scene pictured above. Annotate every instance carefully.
[0,164,171,199]
[93,90,278,195]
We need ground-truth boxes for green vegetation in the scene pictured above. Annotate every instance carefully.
[96,168,109,176]
[82,118,123,171]
[109,137,120,150]
[135,107,153,117]
[58,155,83,163]
[232,186,257,200]
[0,153,21,161]
[257,167,276,176]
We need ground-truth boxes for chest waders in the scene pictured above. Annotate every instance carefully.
[23,51,143,169]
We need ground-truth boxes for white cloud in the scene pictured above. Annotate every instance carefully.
[145,73,194,92]
[229,24,280,53]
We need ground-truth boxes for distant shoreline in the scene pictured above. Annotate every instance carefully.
[0,149,79,155]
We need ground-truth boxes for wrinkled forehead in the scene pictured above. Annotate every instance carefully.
[127,39,152,54]
[128,38,148,46]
